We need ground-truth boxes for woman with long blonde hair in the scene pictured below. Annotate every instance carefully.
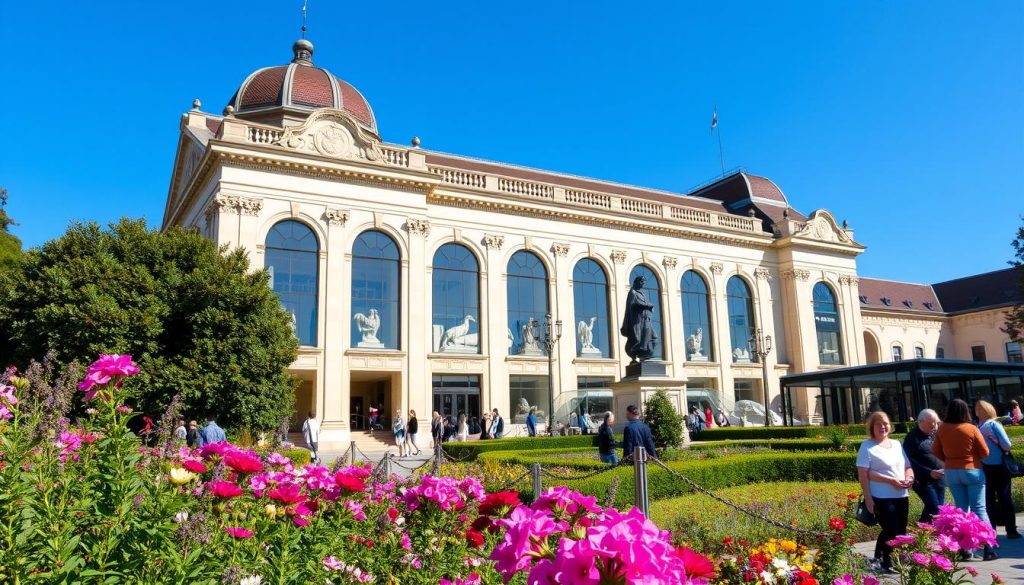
[976,400,1019,540]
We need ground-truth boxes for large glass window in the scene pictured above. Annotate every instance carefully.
[681,270,713,361]
[265,220,319,347]
[971,345,987,362]
[812,282,843,365]
[1007,341,1023,363]
[432,244,480,354]
[572,377,613,433]
[351,230,400,349]
[726,276,756,363]
[507,251,549,356]
[892,344,903,361]
[572,259,611,358]
[510,375,548,424]
[627,265,665,359]
[432,375,481,423]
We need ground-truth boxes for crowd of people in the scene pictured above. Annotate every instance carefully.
[856,399,1020,572]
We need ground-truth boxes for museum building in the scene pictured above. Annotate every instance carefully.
[163,40,1022,448]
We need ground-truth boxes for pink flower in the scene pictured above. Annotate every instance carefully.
[490,506,561,576]
[78,354,140,398]
[966,566,978,577]
[224,451,264,474]
[343,499,366,521]
[887,534,917,547]
[207,480,244,499]
[832,576,854,585]
[930,553,953,571]
[676,547,716,580]
[224,526,253,538]
[931,505,997,550]
[323,556,343,570]
[181,459,207,473]
[531,486,600,517]
[911,553,931,567]
[198,441,233,459]
[544,538,601,584]
[267,482,305,505]
[863,577,880,585]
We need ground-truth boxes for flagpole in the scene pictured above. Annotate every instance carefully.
[717,125,725,177]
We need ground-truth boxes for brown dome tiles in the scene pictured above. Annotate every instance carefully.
[291,66,335,108]
[239,67,287,108]
[746,175,787,203]
[337,79,374,128]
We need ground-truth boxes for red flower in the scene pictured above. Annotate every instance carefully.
[224,452,264,474]
[465,529,485,548]
[829,517,847,531]
[224,526,253,538]
[334,471,366,493]
[478,490,521,517]
[208,480,243,499]
[471,515,492,532]
[675,547,716,579]
[268,482,305,505]
[387,507,400,522]
[182,459,207,473]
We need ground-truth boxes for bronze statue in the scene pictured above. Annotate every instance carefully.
[621,275,657,362]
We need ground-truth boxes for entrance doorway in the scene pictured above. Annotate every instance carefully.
[432,375,481,422]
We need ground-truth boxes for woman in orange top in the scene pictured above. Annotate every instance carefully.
[932,398,994,560]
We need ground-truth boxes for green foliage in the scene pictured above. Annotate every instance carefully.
[442,434,601,460]
[699,422,914,441]
[0,187,23,273]
[821,426,851,451]
[277,447,312,466]
[643,389,685,450]
[1005,215,1024,341]
[0,218,298,430]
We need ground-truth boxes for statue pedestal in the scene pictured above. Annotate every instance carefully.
[610,364,689,446]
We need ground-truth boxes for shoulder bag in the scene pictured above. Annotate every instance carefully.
[855,498,878,527]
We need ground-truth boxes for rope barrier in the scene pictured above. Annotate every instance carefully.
[647,455,832,539]
[537,461,626,482]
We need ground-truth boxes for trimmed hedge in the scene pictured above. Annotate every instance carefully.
[443,435,603,461]
[279,447,312,466]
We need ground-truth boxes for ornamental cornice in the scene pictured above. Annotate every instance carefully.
[662,256,678,270]
[861,314,944,330]
[483,234,505,250]
[754,268,772,281]
[610,250,627,264]
[406,218,431,237]
[709,263,724,275]
[782,269,811,281]
[550,242,570,257]
[323,208,350,226]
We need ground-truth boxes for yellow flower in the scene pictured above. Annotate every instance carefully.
[169,467,196,485]
[265,504,278,518]
[780,540,798,554]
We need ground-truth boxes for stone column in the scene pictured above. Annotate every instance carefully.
[662,256,683,372]
[320,208,350,447]
[483,234,508,414]
[550,242,573,423]
[405,219,431,451]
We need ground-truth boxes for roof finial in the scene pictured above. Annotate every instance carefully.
[301,0,308,39]
[292,0,314,64]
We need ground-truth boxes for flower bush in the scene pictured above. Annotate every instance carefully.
[884,505,1001,585]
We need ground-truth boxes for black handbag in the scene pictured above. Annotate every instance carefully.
[1003,450,1023,478]
[855,499,878,527]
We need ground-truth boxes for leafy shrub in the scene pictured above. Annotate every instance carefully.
[277,447,311,466]
[644,389,685,450]
[821,426,851,451]
[442,434,605,460]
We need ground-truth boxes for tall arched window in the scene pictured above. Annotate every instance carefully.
[432,244,480,354]
[813,282,844,365]
[726,276,756,363]
[351,230,400,349]
[627,265,665,360]
[572,259,611,358]
[507,251,549,356]
[681,270,713,361]
[265,220,319,347]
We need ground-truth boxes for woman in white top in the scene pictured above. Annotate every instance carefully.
[392,410,406,457]
[856,410,914,572]
[456,414,469,442]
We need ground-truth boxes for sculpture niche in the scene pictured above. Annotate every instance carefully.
[435,315,478,353]
[353,309,384,348]
[620,275,663,377]
[577,316,602,357]
[686,327,707,361]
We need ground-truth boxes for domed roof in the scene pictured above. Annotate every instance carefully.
[227,40,378,136]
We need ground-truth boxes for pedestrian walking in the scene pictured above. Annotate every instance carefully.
[406,410,421,456]
[621,404,657,461]
[597,411,620,465]
[903,409,945,523]
[302,411,320,463]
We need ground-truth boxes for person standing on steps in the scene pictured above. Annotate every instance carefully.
[302,411,320,464]
[405,410,421,456]
[392,409,406,457]
[621,404,656,461]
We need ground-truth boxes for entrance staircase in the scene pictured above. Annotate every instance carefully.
[286,430,398,458]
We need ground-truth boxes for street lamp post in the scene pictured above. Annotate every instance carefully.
[750,328,773,426]
[537,313,563,436]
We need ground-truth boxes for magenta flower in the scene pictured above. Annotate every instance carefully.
[224,451,264,475]
[323,556,343,570]
[887,534,917,547]
[545,538,601,584]
[930,553,953,571]
[532,486,600,517]
[224,526,253,539]
[207,480,244,499]
[78,354,140,399]
[911,553,931,567]
[268,482,305,505]
[490,506,561,576]
[930,505,997,550]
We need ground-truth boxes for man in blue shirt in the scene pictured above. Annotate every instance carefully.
[621,404,657,461]
[198,415,226,447]
[526,409,537,437]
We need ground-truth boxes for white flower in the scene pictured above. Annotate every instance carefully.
[174,511,188,524]
[759,571,776,584]
[239,577,262,585]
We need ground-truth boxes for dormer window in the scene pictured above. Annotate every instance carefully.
[881,297,892,306]
[923,302,935,310]
[859,295,868,304]
[902,300,913,308]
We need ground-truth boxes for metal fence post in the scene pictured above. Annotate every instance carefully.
[633,446,649,518]
[531,463,542,502]
[349,441,356,465]
[384,453,392,479]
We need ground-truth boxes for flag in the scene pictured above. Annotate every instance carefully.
[710,107,718,135]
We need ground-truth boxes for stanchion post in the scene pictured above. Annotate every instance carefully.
[531,463,542,502]
[384,454,392,479]
[633,446,649,518]
[349,441,356,466]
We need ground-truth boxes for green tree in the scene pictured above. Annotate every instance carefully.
[0,218,298,430]
[1005,216,1024,342]
[643,390,686,450]
[0,188,23,272]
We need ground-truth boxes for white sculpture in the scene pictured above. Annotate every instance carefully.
[439,315,477,351]
[353,309,384,348]
[820,342,839,356]
[289,310,298,336]
[686,327,706,360]
[521,317,542,355]
[732,346,751,362]
[577,317,601,357]
[507,328,515,349]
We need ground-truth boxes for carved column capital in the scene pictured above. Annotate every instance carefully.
[709,262,724,275]
[323,208,349,226]
[483,234,505,250]
[212,194,240,213]
[754,268,772,281]
[238,197,263,216]
[406,218,431,237]
[838,274,860,286]
[782,269,811,281]
[662,256,678,270]
[550,242,569,257]
[610,250,627,264]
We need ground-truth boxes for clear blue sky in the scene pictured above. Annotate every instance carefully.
[2,1,1021,284]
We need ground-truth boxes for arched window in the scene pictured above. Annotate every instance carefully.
[813,282,844,365]
[681,270,713,361]
[726,276,756,363]
[351,230,400,349]
[432,244,480,354]
[572,259,611,358]
[507,251,549,356]
[627,265,665,360]
[265,220,319,347]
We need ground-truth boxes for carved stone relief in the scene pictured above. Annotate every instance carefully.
[550,242,569,257]
[483,234,505,250]
[406,219,431,237]
[662,256,678,270]
[754,268,772,281]
[610,250,627,264]
[782,269,811,281]
[324,208,350,226]
[273,110,384,163]
[709,262,724,275]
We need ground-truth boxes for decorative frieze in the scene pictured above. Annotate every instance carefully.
[838,274,860,286]
[662,256,678,270]
[208,194,262,216]
[323,208,349,226]
[483,234,505,250]
[406,218,431,237]
[610,250,627,264]
[550,242,569,257]
[709,262,724,275]
[754,268,772,281]
[782,269,810,281]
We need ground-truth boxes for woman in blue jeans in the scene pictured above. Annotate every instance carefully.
[932,399,994,560]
